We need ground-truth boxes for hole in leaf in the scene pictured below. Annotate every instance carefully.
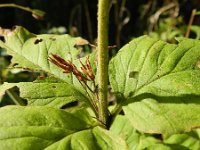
[34,38,43,44]
[61,101,79,109]
[129,71,139,79]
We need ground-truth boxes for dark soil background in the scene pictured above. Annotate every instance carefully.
[0,0,200,47]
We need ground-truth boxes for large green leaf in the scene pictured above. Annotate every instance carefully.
[0,106,127,150]
[123,97,200,137]
[46,127,127,150]
[144,143,188,150]
[0,77,89,108]
[0,26,90,86]
[110,115,160,149]
[109,36,200,98]
[0,106,95,149]
[109,36,200,136]
[0,26,96,108]
[164,129,200,150]
[110,115,189,150]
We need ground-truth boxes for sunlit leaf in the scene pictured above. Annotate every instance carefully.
[109,36,200,136]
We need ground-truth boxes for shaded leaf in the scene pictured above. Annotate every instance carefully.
[110,115,189,150]
[46,127,127,150]
[0,106,96,150]
[0,106,127,150]
[0,77,89,108]
[123,96,200,136]
[45,130,100,150]
[110,115,160,149]
[165,129,200,150]
[144,143,188,150]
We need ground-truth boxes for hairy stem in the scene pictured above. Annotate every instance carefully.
[97,0,110,126]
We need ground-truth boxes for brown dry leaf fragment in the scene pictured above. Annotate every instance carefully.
[75,37,89,46]
[0,27,12,36]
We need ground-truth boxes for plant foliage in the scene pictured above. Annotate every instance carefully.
[1,26,200,149]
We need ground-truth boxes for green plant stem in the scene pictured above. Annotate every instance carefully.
[0,3,32,13]
[0,3,45,20]
[97,0,110,126]
[111,104,122,117]
[6,89,26,106]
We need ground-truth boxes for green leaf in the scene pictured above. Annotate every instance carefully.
[164,129,200,150]
[109,36,200,136]
[123,97,200,137]
[110,115,189,150]
[46,127,127,150]
[144,143,188,150]
[45,126,128,150]
[45,129,99,150]
[191,25,200,40]
[92,126,127,150]
[0,26,89,85]
[0,27,39,69]
[109,35,200,98]
[110,115,160,149]
[0,106,127,150]
[0,106,96,150]
[0,77,89,108]
[0,26,97,108]
[0,83,14,96]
